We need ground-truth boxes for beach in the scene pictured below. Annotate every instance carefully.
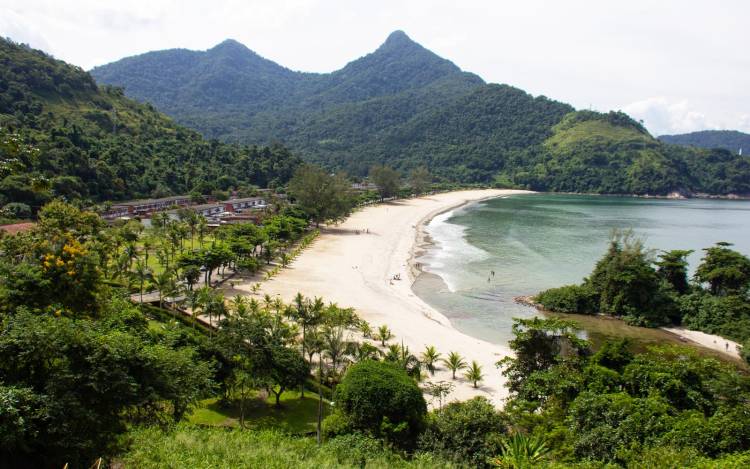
[234,189,531,406]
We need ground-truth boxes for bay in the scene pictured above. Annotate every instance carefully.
[413,193,750,347]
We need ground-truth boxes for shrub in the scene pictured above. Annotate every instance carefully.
[1,202,32,219]
[536,284,598,314]
[330,360,426,448]
[418,397,505,468]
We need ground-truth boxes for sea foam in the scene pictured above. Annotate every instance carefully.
[422,208,489,292]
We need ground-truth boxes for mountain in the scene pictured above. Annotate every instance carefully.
[0,37,302,211]
[659,130,750,154]
[16,33,750,197]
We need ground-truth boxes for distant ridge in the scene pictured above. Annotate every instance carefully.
[659,130,750,154]
[86,32,750,195]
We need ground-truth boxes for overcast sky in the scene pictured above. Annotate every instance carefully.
[2,0,748,136]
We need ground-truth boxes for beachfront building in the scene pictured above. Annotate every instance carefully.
[223,196,267,213]
[191,203,225,218]
[102,195,192,219]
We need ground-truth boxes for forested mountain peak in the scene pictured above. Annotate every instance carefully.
[0,37,302,212]
[50,34,750,197]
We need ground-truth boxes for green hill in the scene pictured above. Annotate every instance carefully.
[504,111,750,195]
[659,130,750,154]
[0,37,302,211]
[90,32,750,195]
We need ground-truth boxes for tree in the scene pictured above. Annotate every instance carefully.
[442,351,467,379]
[384,343,422,380]
[464,360,484,388]
[329,360,427,448]
[134,258,152,305]
[369,165,400,200]
[322,326,352,381]
[359,321,372,339]
[655,249,693,294]
[497,317,588,399]
[152,270,178,310]
[419,397,505,468]
[420,345,441,376]
[375,324,392,346]
[409,165,431,196]
[0,308,212,466]
[196,287,226,330]
[265,345,310,407]
[422,381,454,409]
[287,164,354,227]
[695,242,750,295]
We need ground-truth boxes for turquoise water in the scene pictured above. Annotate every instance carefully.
[413,194,750,345]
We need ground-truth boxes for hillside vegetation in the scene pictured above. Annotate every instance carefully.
[660,130,750,153]
[0,37,301,211]
[91,32,750,195]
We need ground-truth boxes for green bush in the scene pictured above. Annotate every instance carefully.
[330,360,427,448]
[536,284,597,314]
[418,397,505,468]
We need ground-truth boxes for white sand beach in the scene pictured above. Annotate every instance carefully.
[235,189,531,406]
[662,327,742,360]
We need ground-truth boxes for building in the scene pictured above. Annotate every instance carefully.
[103,195,192,219]
[190,203,225,218]
[223,196,267,213]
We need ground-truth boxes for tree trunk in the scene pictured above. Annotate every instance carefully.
[300,325,306,398]
[317,356,323,445]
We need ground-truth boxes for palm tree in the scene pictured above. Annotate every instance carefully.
[385,343,421,379]
[420,345,441,376]
[359,321,372,339]
[464,360,484,388]
[186,212,198,249]
[375,324,392,346]
[124,243,138,271]
[490,433,550,468]
[349,342,381,362]
[134,258,152,305]
[197,287,226,332]
[290,293,322,398]
[323,326,351,379]
[442,351,467,380]
[152,270,177,310]
[197,216,208,248]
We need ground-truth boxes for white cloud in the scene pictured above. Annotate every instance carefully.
[622,97,750,136]
[0,8,52,52]
[1,0,749,135]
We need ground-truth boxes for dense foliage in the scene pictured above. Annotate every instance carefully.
[91,33,750,194]
[120,425,456,468]
[660,130,750,153]
[497,318,750,467]
[536,233,750,361]
[327,360,427,448]
[0,37,301,213]
[418,397,505,468]
[4,198,750,467]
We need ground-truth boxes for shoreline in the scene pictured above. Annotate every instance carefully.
[406,191,510,291]
[516,296,744,362]
[233,189,531,407]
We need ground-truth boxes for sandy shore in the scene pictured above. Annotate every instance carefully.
[234,189,531,406]
[662,327,742,360]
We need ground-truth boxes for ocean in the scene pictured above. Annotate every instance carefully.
[413,193,750,346]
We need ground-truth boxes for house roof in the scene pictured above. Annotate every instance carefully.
[0,222,36,235]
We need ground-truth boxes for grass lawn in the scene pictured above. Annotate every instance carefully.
[188,390,330,434]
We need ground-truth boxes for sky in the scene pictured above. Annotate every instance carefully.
[2,0,748,136]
